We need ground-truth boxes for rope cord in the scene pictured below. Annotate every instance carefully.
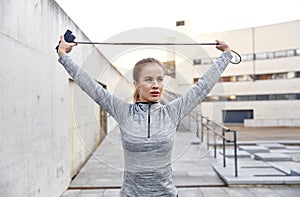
[75,41,241,64]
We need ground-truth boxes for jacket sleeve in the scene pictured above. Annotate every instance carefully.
[58,54,129,123]
[166,52,232,125]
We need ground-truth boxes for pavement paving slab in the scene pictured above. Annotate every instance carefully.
[267,161,300,175]
[218,149,251,158]
[286,145,300,150]
[256,143,286,149]
[239,145,269,154]
[254,153,293,161]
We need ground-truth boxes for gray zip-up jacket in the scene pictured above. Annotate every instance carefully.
[58,52,232,197]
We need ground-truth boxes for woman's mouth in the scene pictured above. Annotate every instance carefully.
[150,91,160,97]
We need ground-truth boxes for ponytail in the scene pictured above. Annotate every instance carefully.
[133,89,139,102]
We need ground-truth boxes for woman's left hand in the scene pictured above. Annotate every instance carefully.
[215,40,231,53]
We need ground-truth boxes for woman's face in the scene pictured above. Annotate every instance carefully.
[134,63,164,102]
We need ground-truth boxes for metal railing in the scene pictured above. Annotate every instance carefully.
[198,116,238,177]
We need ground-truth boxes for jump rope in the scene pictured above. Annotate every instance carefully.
[56,29,242,64]
[60,29,228,170]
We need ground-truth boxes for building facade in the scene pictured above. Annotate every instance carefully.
[188,20,300,127]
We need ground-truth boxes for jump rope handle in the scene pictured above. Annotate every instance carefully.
[56,29,241,64]
[55,29,76,53]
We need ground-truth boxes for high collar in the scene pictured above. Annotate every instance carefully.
[135,101,159,105]
[135,101,161,111]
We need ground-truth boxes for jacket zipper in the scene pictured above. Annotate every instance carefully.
[147,103,151,138]
[136,101,158,138]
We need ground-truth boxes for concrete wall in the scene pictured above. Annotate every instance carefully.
[0,0,132,196]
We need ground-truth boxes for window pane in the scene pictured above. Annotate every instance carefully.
[236,75,252,82]
[162,61,176,78]
[246,54,254,61]
[287,49,295,57]
[176,21,185,26]
[267,52,274,59]
[202,58,212,65]
[221,76,236,82]
[256,95,268,100]
[287,72,295,79]
[193,59,201,65]
[271,72,287,79]
[274,50,287,58]
[255,52,267,60]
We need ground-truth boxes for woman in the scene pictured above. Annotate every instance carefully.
[57,36,232,197]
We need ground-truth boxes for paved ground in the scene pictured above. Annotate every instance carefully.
[228,126,300,142]
[61,126,300,196]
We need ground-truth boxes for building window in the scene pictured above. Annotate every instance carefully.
[287,49,295,57]
[193,59,201,65]
[256,74,273,80]
[271,72,287,80]
[287,72,295,79]
[201,58,213,65]
[221,76,236,82]
[222,110,253,124]
[241,54,254,61]
[163,60,176,78]
[236,75,252,82]
[204,93,300,102]
[267,52,274,59]
[255,52,267,60]
[220,71,298,83]
[256,95,268,100]
[195,48,299,65]
[274,50,287,58]
[193,57,213,65]
[176,21,185,26]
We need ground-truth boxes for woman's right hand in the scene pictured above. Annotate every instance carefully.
[57,35,77,57]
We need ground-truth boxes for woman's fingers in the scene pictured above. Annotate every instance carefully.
[58,35,77,55]
[215,39,231,52]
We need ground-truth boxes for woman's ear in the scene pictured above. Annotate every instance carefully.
[133,81,138,88]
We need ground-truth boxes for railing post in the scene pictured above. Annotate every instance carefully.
[200,116,203,143]
[233,130,238,177]
[213,123,217,158]
[206,119,210,150]
[222,128,226,167]
[196,114,200,138]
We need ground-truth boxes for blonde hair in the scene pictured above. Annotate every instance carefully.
[133,58,164,102]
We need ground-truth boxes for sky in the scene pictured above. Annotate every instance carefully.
[55,0,300,42]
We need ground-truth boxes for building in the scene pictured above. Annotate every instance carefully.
[184,20,300,127]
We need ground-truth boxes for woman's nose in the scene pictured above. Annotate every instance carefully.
[152,80,159,88]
